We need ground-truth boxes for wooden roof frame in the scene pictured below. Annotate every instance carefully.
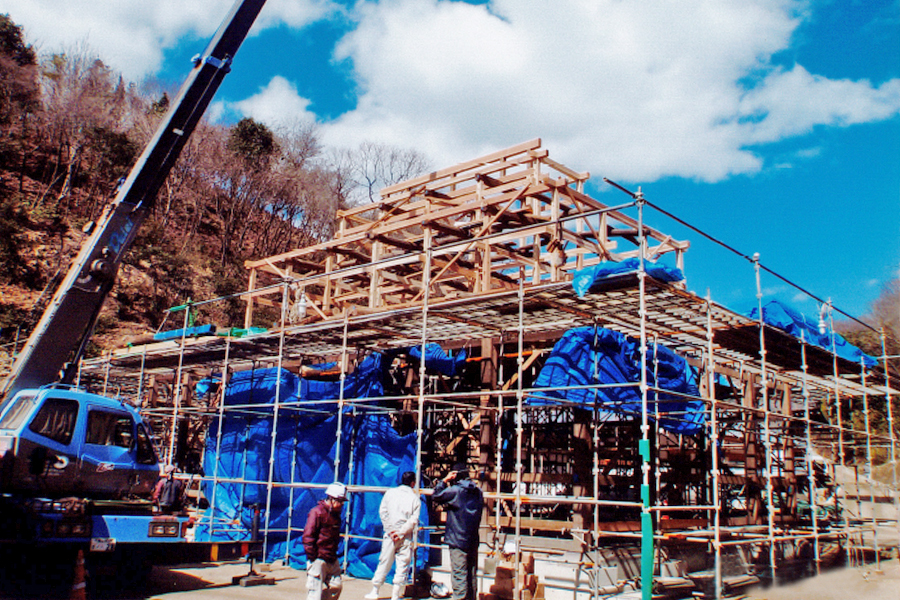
[241,139,690,328]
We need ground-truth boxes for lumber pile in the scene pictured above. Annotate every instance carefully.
[483,552,542,600]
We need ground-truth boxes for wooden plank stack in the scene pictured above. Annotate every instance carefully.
[483,552,542,600]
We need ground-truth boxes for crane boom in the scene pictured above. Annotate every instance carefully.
[1,0,267,399]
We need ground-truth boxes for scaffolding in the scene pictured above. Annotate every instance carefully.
[76,139,899,600]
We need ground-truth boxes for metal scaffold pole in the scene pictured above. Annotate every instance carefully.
[800,333,821,574]
[494,335,506,545]
[136,344,148,406]
[415,231,432,494]
[826,302,844,467]
[102,351,111,397]
[860,360,879,570]
[167,302,193,465]
[881,329,899,554]
[512,273,525,600]
[753,253,777,581]
[413,231,433,585]
[262,282,290,559]
[636,191,653,600]
[591,321,601,562]
[335,308,352,571]
[705,292,722,599]
[206,336,231,541]
[825,302,851,557]
[285,409,300,563]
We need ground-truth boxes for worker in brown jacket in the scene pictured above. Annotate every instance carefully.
[303,482,348,600]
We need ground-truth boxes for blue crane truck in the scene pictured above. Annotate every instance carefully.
[0,387,255,593]
[0,0,269,593]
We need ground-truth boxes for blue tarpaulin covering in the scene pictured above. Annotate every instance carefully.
[572,258,684,298]
[749,300,876,368]
[349,414,431,579]
[407,343,467,377]
[153,324,217,341]
[529,326,705,435]
[197,364,430,578]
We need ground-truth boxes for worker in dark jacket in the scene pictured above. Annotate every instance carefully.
[303,482,348,600]
[433,463,483,600]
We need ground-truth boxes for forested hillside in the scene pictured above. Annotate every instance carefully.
[0,14,427,358]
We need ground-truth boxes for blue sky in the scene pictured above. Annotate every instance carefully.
[7,0,899,325]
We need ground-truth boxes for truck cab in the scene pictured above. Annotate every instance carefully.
[0,387,158,500]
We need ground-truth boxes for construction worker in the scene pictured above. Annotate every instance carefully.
[365,471,421,600]
[433,463,483,600]
[303,482,348,600]
[152,464,183,513]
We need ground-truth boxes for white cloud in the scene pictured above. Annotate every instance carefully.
[256,0,342,30]
[761,284,789,298]
[8,0,899,184]
[230,76,318,127]
[737,65,900,144]
[4,0,336,82]
[315,0,900,183]
[791,292,814,305]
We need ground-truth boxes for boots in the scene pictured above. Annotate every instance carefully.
[364,586,380,600]
[391,583,403,600]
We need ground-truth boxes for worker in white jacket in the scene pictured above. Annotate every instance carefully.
[365,471,421,600]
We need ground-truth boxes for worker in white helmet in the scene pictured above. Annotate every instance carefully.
[303,482,348,600]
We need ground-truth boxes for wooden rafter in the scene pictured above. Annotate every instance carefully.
[242,139,690,329]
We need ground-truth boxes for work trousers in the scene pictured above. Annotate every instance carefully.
[449,545,478,600]
[371,534,413,587]
[307,558,343,600]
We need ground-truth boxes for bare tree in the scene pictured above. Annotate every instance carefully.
[332,141,431,205]
[36,46,138,216]
[837,277,900,360]
[0,15,40,194]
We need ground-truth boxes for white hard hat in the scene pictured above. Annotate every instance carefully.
[325,482,347,500]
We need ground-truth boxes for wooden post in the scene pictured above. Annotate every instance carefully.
[323,254,334,314]
[147,375,158,408]
[479,339,499,506]
[572,409,593,531]
[369,240,382,309]
[243,268,257,329]
[743,374,762,525]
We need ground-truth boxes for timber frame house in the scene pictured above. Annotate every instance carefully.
[240,138,687,324]
[72,139,898,600]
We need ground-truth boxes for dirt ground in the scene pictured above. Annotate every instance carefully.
[133,557,900,600]
[744,558,900,600]
[146,559,900,600]
[2,556,895,599]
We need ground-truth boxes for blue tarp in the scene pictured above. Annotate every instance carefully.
[197,365,429,578]
[348,415,431,580]
[153,324,217,341]
[749,300,876,368]
[572,258,684,298]
[407,343,467,377]
[530,326,705,435]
